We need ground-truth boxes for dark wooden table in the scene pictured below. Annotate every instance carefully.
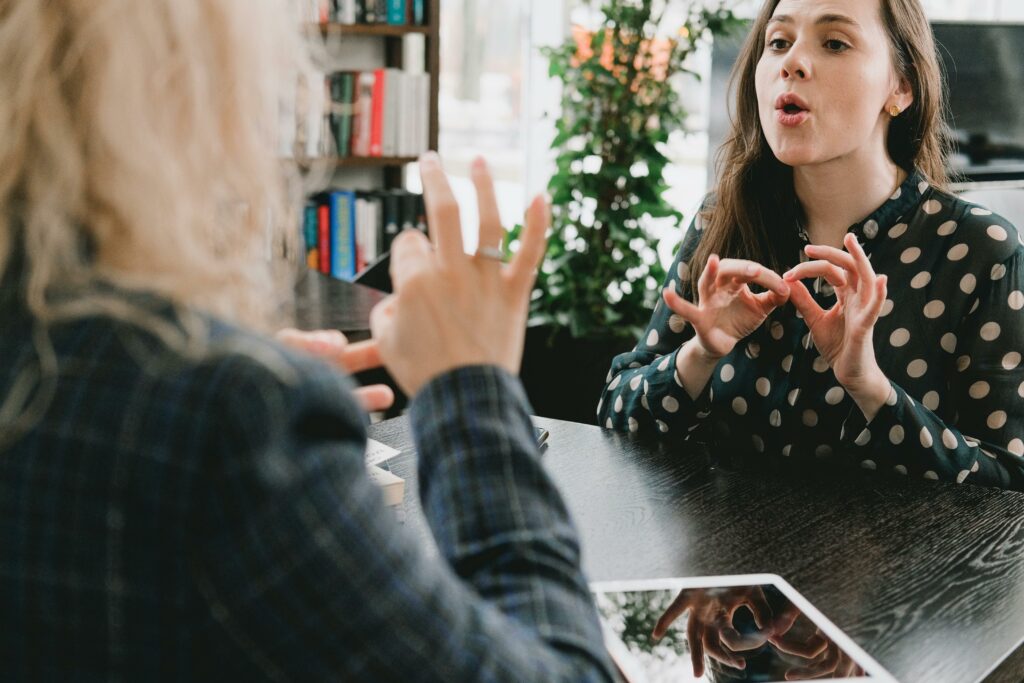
[367,416,1024,683]
[293,269,387,342]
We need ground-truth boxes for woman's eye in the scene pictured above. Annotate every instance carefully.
[825,39,850,52]
[768,38,790,51]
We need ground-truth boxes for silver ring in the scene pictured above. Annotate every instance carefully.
[474,246,506,262]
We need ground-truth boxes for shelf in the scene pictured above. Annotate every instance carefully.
[306,23,431,38]
[331,156,419,168]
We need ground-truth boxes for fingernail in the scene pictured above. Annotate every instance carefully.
[471,156,486,173]
[420,151,439,168]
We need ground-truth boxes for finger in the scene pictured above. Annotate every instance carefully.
[753,289,790,313]
[418,152,464,266]
[368,296,396,349]
[845,233,877,291]
[704,632,746,670]
[687,619,704,678]
[389,229,433,291]
[770,604,801,637]
[697,254,719,303]
[471,157,503,251]
[663,287,701,323]
[744,589,773,630]
[715,259,790,297]
[721,625,769,652]
[803,244,858,275]
[507,193,550,292]
[770,630,829,658]
[354,385,395,412]
[784,279,826,328]
[868,275,888,320]
[337,339,384,374]
[275,328,348,356]
[653,591,692,640]
[782,261,848,289]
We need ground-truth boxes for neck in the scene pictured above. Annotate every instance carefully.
[794,151,905,249]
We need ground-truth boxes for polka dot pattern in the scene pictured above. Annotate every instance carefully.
[598,172,1024,489]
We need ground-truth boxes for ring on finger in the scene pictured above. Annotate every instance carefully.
[474,245,506,263]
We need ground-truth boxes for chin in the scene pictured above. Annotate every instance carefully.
[766,144,820,168]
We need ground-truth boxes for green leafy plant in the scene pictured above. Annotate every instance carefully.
[508,0,741,343]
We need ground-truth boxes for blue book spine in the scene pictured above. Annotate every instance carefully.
[329,193,342,278]
[413,0,424,24]
[330,191,358,279]
[387,0,405,25]
[303,204,318,252]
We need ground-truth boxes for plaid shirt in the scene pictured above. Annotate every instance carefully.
[0,293,615,681]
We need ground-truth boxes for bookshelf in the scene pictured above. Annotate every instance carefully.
[298,0,440,284]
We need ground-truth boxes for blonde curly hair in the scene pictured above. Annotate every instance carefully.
[0,0,307,331]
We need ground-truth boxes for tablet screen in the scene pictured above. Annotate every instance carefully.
[591,576,890,683]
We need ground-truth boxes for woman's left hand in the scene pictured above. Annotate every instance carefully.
[276,328,395,412]
[782,233,891,419]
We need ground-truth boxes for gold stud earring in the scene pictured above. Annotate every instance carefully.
[889,105,901,117]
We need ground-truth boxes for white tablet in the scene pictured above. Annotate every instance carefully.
[590,574,896,683]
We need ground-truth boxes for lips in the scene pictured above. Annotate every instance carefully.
[775,92,811,114]
[775,92,811,126]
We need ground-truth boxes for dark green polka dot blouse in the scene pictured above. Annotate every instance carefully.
[598,170,1024,489]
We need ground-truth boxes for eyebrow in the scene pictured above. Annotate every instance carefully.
[767,13,861,30]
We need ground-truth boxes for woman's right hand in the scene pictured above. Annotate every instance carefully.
[663,254,790,361]
[369,153,548,397]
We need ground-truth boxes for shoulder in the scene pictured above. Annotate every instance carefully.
[917,187,1023,268]
[102,309,366,475]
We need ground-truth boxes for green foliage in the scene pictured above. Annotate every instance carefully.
[507,0,742,343]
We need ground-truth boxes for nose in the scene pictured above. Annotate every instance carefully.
[780,45,811,80]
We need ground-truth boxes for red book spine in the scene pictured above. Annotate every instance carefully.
[318,204,330,274]
[370,69,386,157]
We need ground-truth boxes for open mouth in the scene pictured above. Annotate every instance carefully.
[775,93,811,117]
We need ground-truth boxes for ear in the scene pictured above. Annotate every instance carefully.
[891,75,914,113]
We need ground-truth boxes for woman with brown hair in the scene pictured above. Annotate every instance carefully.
[600,0,1024,489]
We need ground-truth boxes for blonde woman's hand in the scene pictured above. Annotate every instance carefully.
[782,233,891,419]
[663,254,791,361]
[369,153,549,397]
[275,328,395,412]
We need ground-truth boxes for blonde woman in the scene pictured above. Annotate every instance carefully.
[0,1,614,679]
[600,0,1024,488]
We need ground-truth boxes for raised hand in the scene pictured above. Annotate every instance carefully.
[663,254,791,361]
[369,153,549,397]
[782,232,892,418]
[276,328,395,412]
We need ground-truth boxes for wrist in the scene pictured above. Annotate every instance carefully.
[681,337,724,367]
[846,369,891,422]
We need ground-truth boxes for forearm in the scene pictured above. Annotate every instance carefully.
[676,338,722,401]
[409,365,614,677]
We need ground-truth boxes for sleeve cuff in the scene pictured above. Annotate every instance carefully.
[641,347,713,436]
[839,381,903,460]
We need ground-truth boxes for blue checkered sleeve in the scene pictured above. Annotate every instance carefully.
[194,358,615,682]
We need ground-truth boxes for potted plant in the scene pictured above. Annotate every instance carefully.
[510,0,741,423]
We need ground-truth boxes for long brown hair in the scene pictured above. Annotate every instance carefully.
[690,0,952,293]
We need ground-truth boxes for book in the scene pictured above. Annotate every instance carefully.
[329,191,358,280]
[330,72,355,157]
[351,72,375,157]
[386,0,405,25]
[370,69,386,157]
[317,203,330,274]
[303,204,319,268]
[367,466,404,506]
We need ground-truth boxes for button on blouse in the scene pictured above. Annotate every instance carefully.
[598,170,1024,489]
